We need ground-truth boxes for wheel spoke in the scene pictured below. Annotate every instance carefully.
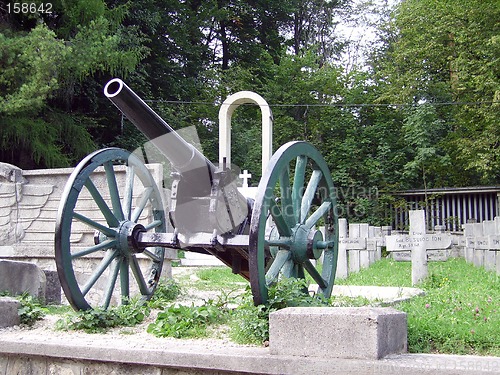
[303,260,327,289]
[292,156,307,223]
[81,250,117,296]
[131,187,153,222]
[120,257,130,303]
[73,212,116,237]
[84,179,119,227]
[143,248,162,262]
[130,255,150,295]
[102,257,121,309]
[269,197,292,237]
[104,161,125,221]
[281,259,294,278]
[279,165,295,227]
[265,249,291,286]
[123,166,135,220]
[300,170,323,224]
[144,219,163,231]
[71,239,117,259]
[305,201,332,229]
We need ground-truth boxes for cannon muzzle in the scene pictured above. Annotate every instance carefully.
[104,78,213,174]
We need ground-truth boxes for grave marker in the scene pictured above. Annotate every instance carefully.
[386,210,452,285]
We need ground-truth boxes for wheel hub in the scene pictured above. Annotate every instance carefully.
[289,224,324,263]
[117,221,146,255]
[94,221,146,256]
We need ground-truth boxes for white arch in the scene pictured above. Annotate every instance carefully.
[218,91,273,176]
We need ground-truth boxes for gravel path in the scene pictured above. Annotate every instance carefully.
[0,267,254,350]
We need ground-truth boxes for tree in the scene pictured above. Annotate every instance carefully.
[373,0,500,186]
[0,0,146,168]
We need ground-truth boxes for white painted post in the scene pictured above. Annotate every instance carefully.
[218,91,273,176]
[473,223,484,267]
[483,220,496,272]
[359,224,370,268]
[410,210,428,285]
[348,224,361,273]
[336,219,348,279]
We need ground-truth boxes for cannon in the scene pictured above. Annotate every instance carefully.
[55,79,339,310]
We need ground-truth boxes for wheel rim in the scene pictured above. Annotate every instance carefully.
[55,148,166,310]
[249,141,339,305]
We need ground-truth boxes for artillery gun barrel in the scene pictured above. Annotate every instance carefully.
[104,79,250,235]
[104,78,214,174]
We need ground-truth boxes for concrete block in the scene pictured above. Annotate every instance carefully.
[0,260,46,303]
[0,297,20,328]
[269,307,407,360]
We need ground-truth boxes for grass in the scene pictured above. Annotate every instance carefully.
[337,257,500,356]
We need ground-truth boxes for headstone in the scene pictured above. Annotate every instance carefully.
[409,210,428,286]
[347,223,366,273]
[472,223,485,267]
[463,222,476,263]
[336,219,348,279]
[0,297,20,328]
[0,260,47,303]
[358,224,370,268]
[386,210,452,285]
[483,220,496,272]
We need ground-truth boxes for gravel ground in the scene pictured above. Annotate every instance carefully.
[0,267,253,350]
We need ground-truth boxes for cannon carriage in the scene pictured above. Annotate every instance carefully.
[55,79,339,310]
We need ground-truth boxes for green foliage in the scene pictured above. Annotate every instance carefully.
[147,300,227,339]
[229,292,270,345]
[336,258,413,287]
[56,300,150,333]
[374,0,500,185]
[230,278,330,345]
[400,260,500,356]
[147,279,182,309]
[0,0,145,168]
[16,293,47,326]
[338,258,500,356]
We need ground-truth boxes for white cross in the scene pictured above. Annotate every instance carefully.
[239,170,252,188]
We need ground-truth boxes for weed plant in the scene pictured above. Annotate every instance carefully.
[147,299,228,338]
[55,299,151,333]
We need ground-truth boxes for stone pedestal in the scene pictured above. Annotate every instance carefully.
[269,307,407,360]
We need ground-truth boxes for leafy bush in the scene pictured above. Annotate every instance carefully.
[148,279,182,309]
[17,293,47,326]
[147,300,227,338]
[56,299,150,333]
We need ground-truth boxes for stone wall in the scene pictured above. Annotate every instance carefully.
[0,162,173,278]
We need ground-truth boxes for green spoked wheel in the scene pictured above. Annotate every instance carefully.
[55,148,166,310]
[249,141,339,306]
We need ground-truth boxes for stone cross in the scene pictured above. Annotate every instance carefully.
[386,210,451,285]
[239,170,252,188]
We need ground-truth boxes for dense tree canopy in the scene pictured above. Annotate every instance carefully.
[0,0,498,223]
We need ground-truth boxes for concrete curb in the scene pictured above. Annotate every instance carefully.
[0,333,499,374]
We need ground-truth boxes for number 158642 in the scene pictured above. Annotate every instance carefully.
[7,3,53,14]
